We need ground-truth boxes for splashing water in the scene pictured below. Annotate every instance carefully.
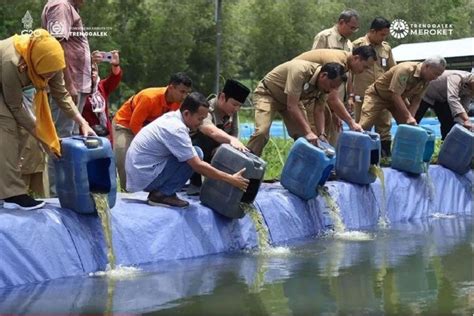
[369,165,389,228]
[318,186,373,240]
[89,265,142,315]
[89,265,142,280]
[318,186,345,233]
[93,193,116,269]
[242,203,271,251]
[430,213,456,219]
[262,246,291,256]
[334,231,374,241]
[422,162,436,203]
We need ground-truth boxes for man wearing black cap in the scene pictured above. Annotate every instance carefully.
[187,79,251,195]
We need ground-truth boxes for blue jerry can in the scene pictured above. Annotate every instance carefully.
[54,136,117,214]
[200,144,267,219]
[391,125,435,174]
[335,131,381,184]
[281,138,336,200]
[438,124,474,175]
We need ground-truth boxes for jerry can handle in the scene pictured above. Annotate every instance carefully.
[243,150,266,169]
[363,131,380,140]
[317,140,335,157]
[71,136,101,148]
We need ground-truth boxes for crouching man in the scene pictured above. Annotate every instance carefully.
[125,92,249,208]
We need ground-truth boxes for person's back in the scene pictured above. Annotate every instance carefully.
[294,49,350,70]
[360,57,446,135]
[113,72,192,190]
[422,70,472,106]
[126,110,193,193]
[368,62,426,101]
[114,87,175,133]
[416,70,474,137]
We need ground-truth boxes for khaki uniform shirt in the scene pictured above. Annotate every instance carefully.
[190,97,239,138]
[367,62,429,103]
[422,70,473,117]
[352,35,396,99]
[312,25,353,51]
[262,59,328,107]
[0,37,79,131]
[293,49,350,71]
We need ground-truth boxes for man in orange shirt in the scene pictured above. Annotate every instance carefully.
[113,72,192,190]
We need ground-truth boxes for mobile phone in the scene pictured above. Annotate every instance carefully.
[100,51,113,63]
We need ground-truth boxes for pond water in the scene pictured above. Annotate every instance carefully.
[0,216,472,315]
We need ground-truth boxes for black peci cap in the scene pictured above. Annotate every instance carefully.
[222,79,250,103]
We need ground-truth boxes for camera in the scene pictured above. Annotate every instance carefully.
[99,51,113,63]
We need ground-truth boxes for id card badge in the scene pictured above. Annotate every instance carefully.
[381,58,387,67]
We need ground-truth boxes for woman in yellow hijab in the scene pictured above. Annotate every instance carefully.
[0,29,95,210]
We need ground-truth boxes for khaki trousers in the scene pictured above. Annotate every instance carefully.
[113,122,135,190]
[359,93,394,142]
[246,87,308,157]
[356,99,392,141]
[0,115,27,199]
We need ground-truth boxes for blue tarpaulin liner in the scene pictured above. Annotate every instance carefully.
[0,216,470,314]
[0,165,471,289]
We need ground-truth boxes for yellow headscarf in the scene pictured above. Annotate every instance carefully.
[13,29,66,156]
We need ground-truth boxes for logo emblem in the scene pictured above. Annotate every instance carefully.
[390,19,409,39]
[21,11,33,30]
[48,20,65,39]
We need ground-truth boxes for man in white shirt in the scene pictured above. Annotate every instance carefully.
[125,92,249,208]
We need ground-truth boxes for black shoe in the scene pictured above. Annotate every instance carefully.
[186,184,201,196]
[147,191,189,208]
[3,194,45,211]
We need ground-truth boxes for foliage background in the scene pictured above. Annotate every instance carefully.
[1,0,472,111]
[1,0,471,180]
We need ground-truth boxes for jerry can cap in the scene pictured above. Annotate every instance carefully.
[324,148,335,157]
[84,138,100,148]
[318,141,335,157]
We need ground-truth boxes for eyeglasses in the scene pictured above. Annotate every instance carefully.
[345,22,359,32]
